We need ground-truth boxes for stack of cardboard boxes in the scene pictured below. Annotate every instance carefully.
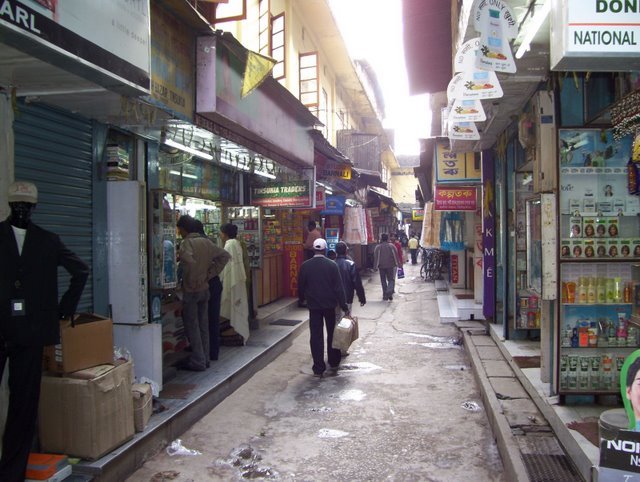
[39,314,152,461]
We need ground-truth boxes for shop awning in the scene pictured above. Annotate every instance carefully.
[368,186,397,208]
[157,0,216,34]
[353,167,386,189]
[401,0,452,95]
[310,129,352,166]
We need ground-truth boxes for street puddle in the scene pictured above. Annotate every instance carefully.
[212,445,279,479]
[407,333,462,349]
[318,428,349,438]
[461,401,482,412]
[339,362,382,372]
[408,341,462,349]
[337,389,366,401]
[444,365,469,371]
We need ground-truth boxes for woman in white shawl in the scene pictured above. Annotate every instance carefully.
[219,223,250,343]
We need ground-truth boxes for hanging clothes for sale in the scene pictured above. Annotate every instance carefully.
[343,206,365,244]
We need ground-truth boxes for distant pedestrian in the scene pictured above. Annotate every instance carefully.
[303,220,322,260]
[374,233,400,301]
[298,238,349,377]
[408,235,420,265]
[390,233,404,264]
[177,215,220,371]
[220,223,250,344]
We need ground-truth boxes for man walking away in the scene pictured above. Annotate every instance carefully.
[335,241,366,313]
[298,238,349,377]
[177,215,218,371]
[1,181,88,482]
[408,235,420,265]
[374,233,400,301]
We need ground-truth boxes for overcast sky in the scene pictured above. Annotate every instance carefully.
[328,0,430,155]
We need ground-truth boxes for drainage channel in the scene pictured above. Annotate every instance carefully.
[516,432,583,482]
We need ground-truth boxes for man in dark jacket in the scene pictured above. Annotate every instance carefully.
[0,181,89,482]
[298,238,349,377]
[334,241,366,311]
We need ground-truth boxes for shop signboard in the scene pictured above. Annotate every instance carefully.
[0,0,151,92]
[317,159,352,180]
[283,244,303,297]
[551,0,640,71]
[250,180,312,208]
[412,208,424,221]
[482,150,496,318]
[321,195,346,216]
[316,188,326,210]
[435,144,481,183]
[325,228,339,253]
[434,186,478,211]
[150,3,194,119]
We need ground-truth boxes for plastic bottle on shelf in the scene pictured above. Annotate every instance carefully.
[614,277,623,303]
[597,277,607,304]
[606,278,616,304]
[624,281,633,303]
[587,277,597,304]
[577,277,588,304]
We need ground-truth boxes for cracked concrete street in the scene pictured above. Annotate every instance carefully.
[127,262,505,481]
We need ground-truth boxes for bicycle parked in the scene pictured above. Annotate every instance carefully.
[420,247,448,282]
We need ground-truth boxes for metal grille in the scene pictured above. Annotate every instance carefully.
[14,101,94,311]
[518,435,583,481]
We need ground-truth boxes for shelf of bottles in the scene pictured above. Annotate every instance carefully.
[227,206,261,269]
[559,262,640,394]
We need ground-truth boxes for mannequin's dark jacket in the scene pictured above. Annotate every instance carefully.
[335,255,366,305]
[0,219,89,346]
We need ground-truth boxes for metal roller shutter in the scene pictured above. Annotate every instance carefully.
[14,101,94,312]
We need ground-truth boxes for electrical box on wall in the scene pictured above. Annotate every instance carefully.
[533,91,557,193]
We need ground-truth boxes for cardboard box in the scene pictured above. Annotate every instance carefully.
[132,383,153,432]
[44,313,113,374]
[39,361,134,460]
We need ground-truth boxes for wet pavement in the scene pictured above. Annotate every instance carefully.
[126,263,505,481]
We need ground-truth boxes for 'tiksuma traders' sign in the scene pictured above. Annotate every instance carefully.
[251,180,312,208]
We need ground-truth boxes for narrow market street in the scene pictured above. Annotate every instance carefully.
[127,262,505,481]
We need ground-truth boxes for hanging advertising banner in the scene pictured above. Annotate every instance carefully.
[447,37,502,116]
[321,195,346,216]
[434,186,478,211]
[250,180,312,208]
[460,70,503,100]
[449,121,480,141]
[473,2,517,73]
[435,144,481,183]
[482,150,496,318]
[0,0,151,92]
[551,0,640,71]
[325,228,339,253]
[450,98,486,123]
[412,208,424,221]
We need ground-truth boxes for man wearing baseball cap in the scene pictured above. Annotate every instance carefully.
[297,238,349,377]
[0,181,89,481]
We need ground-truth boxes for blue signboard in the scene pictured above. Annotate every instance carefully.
[321,195,346,215]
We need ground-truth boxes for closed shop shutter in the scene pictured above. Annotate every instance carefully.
[14,102,94,312]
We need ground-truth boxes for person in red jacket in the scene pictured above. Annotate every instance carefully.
[390,233,404,264]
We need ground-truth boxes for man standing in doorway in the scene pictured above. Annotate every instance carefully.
[298,238,349,377]
[408,235,420,265]
[1,181,89,482]
[374,233,400,301]
[303,220,322,260]
[177,215,219,371]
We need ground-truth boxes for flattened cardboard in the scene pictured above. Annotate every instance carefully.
[43,313,113,374]
[39,361,134,460]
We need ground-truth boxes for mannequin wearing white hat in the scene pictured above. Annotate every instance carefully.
[0,181,89,482]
